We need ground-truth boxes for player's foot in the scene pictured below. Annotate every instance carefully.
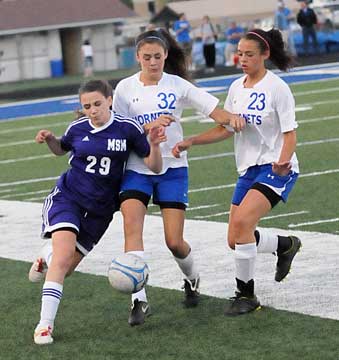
[224,292,261,316]
[34,325,53,345]
[182,277,200,308]
[275,236,302,282]
[128,299,151,326]
[28,257,47,283]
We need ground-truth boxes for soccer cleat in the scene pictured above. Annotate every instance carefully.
[128,299,151,326]
[224,292,261,316]
[275,236,302,282]
[182,277,200,308]
[34,325,53,345]
[28,257,47,283]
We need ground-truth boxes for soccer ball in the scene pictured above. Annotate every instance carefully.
[108,253,149,294]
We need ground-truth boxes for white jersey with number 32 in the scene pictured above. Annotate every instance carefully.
[113,72,219,174]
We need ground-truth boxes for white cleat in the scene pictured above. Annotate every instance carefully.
[28,257,47,282]
[34,325,53,345]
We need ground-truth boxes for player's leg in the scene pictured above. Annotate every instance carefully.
[225,189,270,316]
[156,167,200,307]
[161,207,200,307]
[34,230,77,345]
[252,168,301,281]
[29,240,84,282]
[120,170,152,326]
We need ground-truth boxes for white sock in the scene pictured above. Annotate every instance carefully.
[41,240,53,266]
[256,228,278,253]
[38,281,63,329]
[235,243,257,283]
[127,251,148,303]
[174,249,199,281]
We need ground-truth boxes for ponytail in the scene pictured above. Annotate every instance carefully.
[245,28,294,71]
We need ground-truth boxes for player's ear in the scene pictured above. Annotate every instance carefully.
[108,96,113,107]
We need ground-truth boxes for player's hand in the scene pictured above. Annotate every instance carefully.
[228,114,246,133]
[171,138,193,158]
[35,130,54,143]
[272,161,292,176]
[153,114,175,127]
[149,125,167,145]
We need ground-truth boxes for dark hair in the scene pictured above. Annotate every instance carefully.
[244,28,294,71]
[76,80,113,118]
[79,79,113,98]
[135,28,189,80]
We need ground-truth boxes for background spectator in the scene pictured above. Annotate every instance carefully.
[81,39,93,77]
[224,21,244,67]
[200,15,217,73]
[173,13,192,60]
[297,1,318,56]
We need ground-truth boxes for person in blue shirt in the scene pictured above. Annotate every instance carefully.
[274,1,296,56]
[224,21,244,66]
[29,79,165,345]
[173,13,192,61]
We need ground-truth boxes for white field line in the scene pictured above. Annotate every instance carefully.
[2,198,339,320]
[0,189,50,199]
[0,154,53,164]
[152,203,223,215]
[261,211,309,221]
[194,211,230,219]
[289,218,339,228]
[293,86,339,96]
[0,176,58,187]
[188,136,339,163]
[0,140,34,148]
[24,196,47,201]
[2,167,338,190]
[0,121,68,135]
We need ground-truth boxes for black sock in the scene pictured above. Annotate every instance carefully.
[277,235,292,255]
[236,278,254,297]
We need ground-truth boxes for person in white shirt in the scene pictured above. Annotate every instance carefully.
[113,28,243,326]
[172,28,301,316]
[200,15,217,72]
[81,39,93,77]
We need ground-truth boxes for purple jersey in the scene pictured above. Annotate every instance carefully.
[57,111,150,215]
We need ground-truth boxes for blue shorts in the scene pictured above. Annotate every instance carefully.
[232,164,298,207]
[41,187,114,255]
[120,167,189,209]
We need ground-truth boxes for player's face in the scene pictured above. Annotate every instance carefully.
[80,91,112,126]
[237,39,269,76]
[136,42,168,81]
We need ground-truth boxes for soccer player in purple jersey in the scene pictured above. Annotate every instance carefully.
[29,79,166,345]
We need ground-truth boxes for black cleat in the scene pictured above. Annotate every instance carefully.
[275,236,302,282]
[224,292,261,316]
[128,299,151,326]
[182,277,200,308]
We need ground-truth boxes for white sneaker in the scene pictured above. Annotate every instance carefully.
[34,325,53,345]
[28,257,47,282]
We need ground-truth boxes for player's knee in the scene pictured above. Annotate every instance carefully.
[52,253,74,274]
[166,239,184,257]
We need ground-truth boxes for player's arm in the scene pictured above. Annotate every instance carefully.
[272,130,297,176]
[143,126,167,173]
[209,107,245,132]
[172,125,233,158]
[35,130,67,156]
[143,114,175,134]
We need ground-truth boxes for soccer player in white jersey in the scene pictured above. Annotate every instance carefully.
[172,28,301,316]
[113,28,244,326]
[29,80,165,345]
